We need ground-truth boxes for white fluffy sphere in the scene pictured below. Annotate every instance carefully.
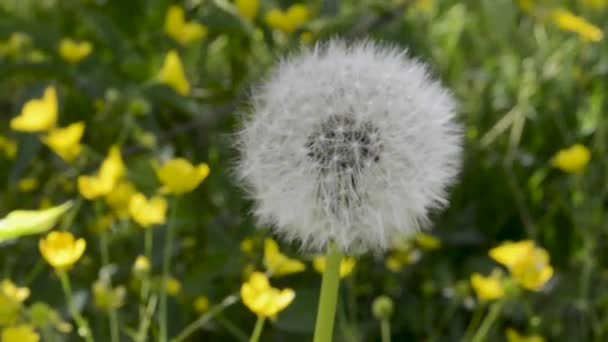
[237,40,462,254]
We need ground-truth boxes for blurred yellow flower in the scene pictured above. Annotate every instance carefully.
[0,136,17,159]
[154,158,210,195]
[240,271,295,318]
[128,193,168,227]
[582,0,607,10]
[551,144,591,174]
[552,9,603,42]
[490,240,553,291]
[0,32,31,56]
[42,122,85,162]
[0,279,30,325]
[105,181,136,217]
[1,279,30,303]
[164,5,208,45]
[1,325,40,342]
[133,255,151,276]
[18,177,39,192]
[240,237,255,254]
[158,50,190,95]
[0,201,73,243]
[470,271,505,301]
[93,280,126,311]
[39,231,86,270]
[385,249,420,272]
[29,302,73,333]
[506,328,545,342]
[415,232,441,250]
[264,4,310,33]
[78,145,125,199]
[10,86,58,132]
[193,295,210,313]
[313,255,356,278]
[264,238,306,276]
[165,277,182,296]
[236,0,259,20]
[58,38,92,63]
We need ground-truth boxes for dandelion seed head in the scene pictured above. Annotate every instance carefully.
[237,40,462,254]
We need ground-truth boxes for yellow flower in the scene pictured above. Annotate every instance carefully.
[0,279,30,325]
[1,325,40,342]
[78,146,125,199]
[0,32,31,56]
[240,237,255,254]
[18,177,39,192]
[42,122,85,162]
[93,280,126,311]
[415,232,441,250]
[164,5,208,45]
[264,4,310,33]
[385,249,420,272]
[506,328,545,342]
[264,238,306,276]
[470,271,505,301]
[128,193,168,227]
[165,277,182,296]
[158,50,190,95]
[240,271,295,318]
[313,255,356,278]
[0,135,17,159]
[193,295,210,313]
[58,38,93,63]
[236,0,259,20]
[104,181,136,217]
[489,240,553,291]
[133,255,151,276]
[551,144,591,174]
[552,9,603,42]
[0,201,73,243]
[39,231,86,270]
[154,158,210,195]
[10,86,58,132]
[1,279,30,302]
[582,0,607,10]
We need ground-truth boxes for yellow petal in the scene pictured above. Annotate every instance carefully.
[313,255,356,278]
[42,122,85,162]
[128,193,168,227]
[155,158,210,195]
[263,238,306,276]
[489,240,535,269]
[164,5,186,39]
[158,50,190,95]
[551,144,591,174]
[1,325,40,342]
[39,231,86,270]
[552,9,603,42]
[10,87,58,132]
[236,0,259,20]
[58,38,93,64]
[470,272,505,301]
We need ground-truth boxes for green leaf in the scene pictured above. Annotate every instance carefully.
[0,201,73,243]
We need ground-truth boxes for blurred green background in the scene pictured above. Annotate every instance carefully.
[0,0,607,341]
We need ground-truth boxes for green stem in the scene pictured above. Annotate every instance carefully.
[380,319,391,342]
[172,294,240,342]
[135,227,154,342]
[109,309,119,342]
[470,301,503,342]
[313,242,343,342]
[100,230,119,342]
[160,198,180,342]
[249,316,265,342]
[58,271,94,342]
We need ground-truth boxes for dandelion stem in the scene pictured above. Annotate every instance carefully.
[160,197,179,342]
[58,270,94,342]
[249,316,265,342]
[380,319,391,342]
[313,242,342,342]
[470,300,503,342]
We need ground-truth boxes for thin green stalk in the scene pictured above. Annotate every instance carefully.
[216,314,249,342]
[100,230,119,342]
[58,270,94,342]
[313,242,342,342]
[249,316,265,342]
[470,301,504,342]
[380,320,391,342]
[172,294,240,342]
[160,198,180,342]
[109,310,119,342]
[135,227,154,342]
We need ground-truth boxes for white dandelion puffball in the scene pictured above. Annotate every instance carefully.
[237,40,462,254]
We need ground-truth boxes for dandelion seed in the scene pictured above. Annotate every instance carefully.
[237,40,462,254]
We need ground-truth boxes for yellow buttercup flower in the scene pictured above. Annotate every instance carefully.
[236,0,259,20]
[582,0,607,10]
[93,279,126,311]
[0,32,31,56]
[490,240,553,291]
[10,86,58,132]
[240,271,295,318]
[264,238,306,276]
[415,232,441,250]
[158,50,190,95]
[104,181,136,217]
[506,328,545,342]
[240,237,255,254]
[551,144,591,174]
[58,38,92,64]
[164,5,208,45]
[470,271,505,301]
[552,9,603,42]
[78,145,125,199]
[1,279,30,303]
[0,135,17,159]
[154,158,210,195]
[1,325,40,342]
[133,255,151,276]
[165,277,182,296]
[313,255,356,278]
[264,4,310,33]
[0,279,30,325]
[128,193,168,227]
[39,231,86,270]
[193,295,210,313]
[18,177,39,192]
[42,122,85,162]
